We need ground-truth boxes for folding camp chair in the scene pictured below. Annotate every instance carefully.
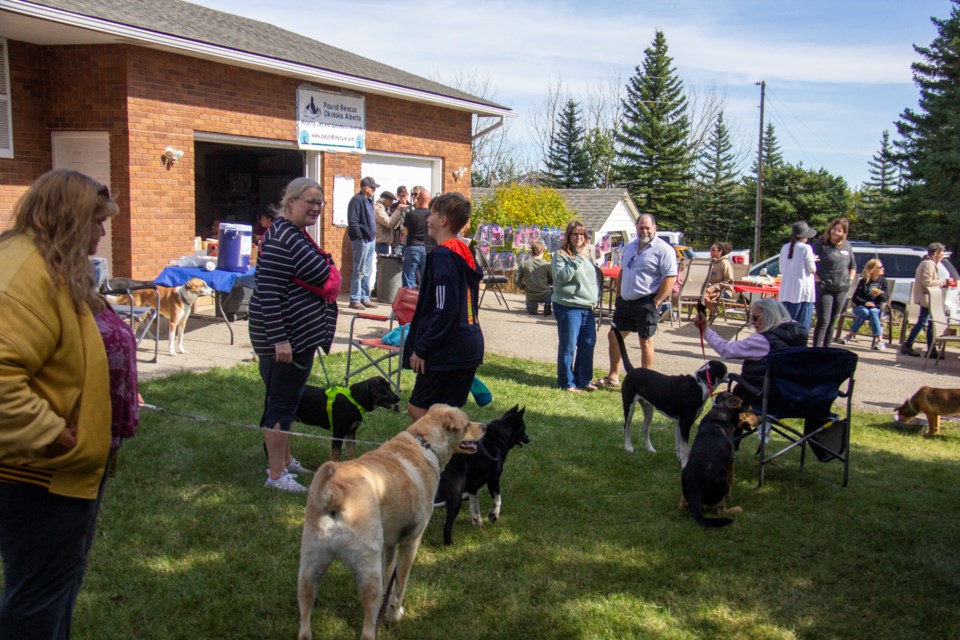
[922,287,960,369]
[728,347,858,487]
[676,259,711,325]
[344,287,419,396]
[473,245,510,309]
[102,277,161,364]
[833,279,894,345]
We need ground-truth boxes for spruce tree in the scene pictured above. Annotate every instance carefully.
[615,30,693,228]
[544,99,592,188]
[693,111,740,244]
[859,130,900,242]
[894,0,960,248]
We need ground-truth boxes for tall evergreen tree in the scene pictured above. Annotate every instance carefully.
[544,99,592,188]
[750,122,784,174]
[858,130,900,241]
[894,0,960,249]
[583,127,617,188]
[615,30,693,228]
[692,111,740,244]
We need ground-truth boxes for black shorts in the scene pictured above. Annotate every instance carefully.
[258,351,314,431]
[612,294,660,339]
[408,367,478,412]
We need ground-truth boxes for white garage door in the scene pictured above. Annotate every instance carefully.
[362,153,441,199]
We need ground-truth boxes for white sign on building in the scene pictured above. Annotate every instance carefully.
[296,86,366,153]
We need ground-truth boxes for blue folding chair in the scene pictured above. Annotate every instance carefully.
[728,347,858,487]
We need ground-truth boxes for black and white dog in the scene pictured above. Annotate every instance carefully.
[680,391,744,528]
[295,376,400,461]
[613,328,727,467]
[435,405,530,546]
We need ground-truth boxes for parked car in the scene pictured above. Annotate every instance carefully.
[749,243,959,319]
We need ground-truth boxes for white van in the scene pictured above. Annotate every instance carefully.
[656,231,684,246]
[748,243,959,318]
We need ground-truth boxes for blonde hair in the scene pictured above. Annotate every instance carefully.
[862,258,883,282]
[4,169,118,313]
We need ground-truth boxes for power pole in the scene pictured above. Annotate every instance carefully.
[754,80,765,263]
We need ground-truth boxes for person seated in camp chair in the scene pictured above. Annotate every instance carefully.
[694,298,806,410]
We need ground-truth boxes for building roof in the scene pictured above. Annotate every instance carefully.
[472,187,639,232]
[2,0,512,116]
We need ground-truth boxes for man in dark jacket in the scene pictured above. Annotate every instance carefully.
[347,176,379,310]
[403,192,484,421]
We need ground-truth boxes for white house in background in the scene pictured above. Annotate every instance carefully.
[471,187,641,262]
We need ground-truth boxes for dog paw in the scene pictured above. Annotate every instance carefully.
[385,604,404,623]
[471,515,483,526]
[178,347,189,354]
[725,506,744,514]
[624,443,635,453]
[488,511,499,523]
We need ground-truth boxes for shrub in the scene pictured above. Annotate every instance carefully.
[471,184,576,233]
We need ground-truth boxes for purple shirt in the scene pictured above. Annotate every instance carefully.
[704,327,771,361]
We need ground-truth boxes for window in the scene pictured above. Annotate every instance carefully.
[0,39,11,159]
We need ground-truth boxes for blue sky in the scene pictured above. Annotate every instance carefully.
[194,0,953,188]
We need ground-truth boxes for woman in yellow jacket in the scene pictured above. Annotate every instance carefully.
[0,170,126,638]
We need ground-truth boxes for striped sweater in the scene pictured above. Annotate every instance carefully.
[248,217,339,356]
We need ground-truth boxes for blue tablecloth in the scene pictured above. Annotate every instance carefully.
[154,266,255,293]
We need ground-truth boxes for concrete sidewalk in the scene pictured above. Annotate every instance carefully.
[137,290,958,415]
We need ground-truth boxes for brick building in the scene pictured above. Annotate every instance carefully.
[0,0,511,280]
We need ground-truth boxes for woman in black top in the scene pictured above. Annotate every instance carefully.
[249,178,340,492]
[811,218,856,347]
[839,258,888,350]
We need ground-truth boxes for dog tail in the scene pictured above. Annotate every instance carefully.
[613,327,635,373]
[686,492,733,528]
[313,462,344,513]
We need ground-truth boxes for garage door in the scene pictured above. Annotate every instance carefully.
[362,153,440,199]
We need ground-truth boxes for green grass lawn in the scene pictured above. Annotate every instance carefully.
[62,354,959,639]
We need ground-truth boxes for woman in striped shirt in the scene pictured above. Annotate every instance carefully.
[249,178,340,493]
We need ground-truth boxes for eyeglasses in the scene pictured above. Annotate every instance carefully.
[300,198,325,209]
[570,232,587,237]
[751,314,762,322]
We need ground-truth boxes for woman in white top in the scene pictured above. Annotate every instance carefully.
[778,221,817,337]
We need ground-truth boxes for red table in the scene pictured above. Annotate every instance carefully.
[598,266,621,326]
[733,282,780,297]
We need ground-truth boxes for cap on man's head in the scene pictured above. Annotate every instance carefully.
[397,186,408,196]
[360,176,379,189]
[380,191,396,202]
[790,221,817,238]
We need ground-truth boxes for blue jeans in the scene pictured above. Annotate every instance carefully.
[782,301,813,336]
[850,306,882,337]
[0,475,106,639]
[904,306,932,348]
[350,239,376,302]
[401,245,426,289]
[553,302,596,389]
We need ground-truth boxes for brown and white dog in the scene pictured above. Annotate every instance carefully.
[120,277,213,356]
[297,405,485,640]
[895,386,960,437]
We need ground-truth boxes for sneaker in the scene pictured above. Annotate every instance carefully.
[264,472,308,493]
[873,340,886,351]
[286,457,312,475]
[362,300,379,309]
[900,345,921,357]
[348,301,365,310]
[838,333,854,345]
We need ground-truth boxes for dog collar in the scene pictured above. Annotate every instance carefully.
[410,432,440,468]
[325,387,366,426]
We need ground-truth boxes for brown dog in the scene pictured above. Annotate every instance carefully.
[297,405,486,640]
[896,386,960,437]
[124,277,213,356]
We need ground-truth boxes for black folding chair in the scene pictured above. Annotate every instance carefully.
[102,277,161,364]
[472,245,510,309]
[728,347,858,487]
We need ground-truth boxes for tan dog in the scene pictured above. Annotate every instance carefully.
[896,386,960,437]
[123,277,213,356]
[297,404,486,640]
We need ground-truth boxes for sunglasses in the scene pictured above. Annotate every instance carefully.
[300,198,326,209]
[97,185,111,199]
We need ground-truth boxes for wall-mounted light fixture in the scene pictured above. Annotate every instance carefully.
[161,146,185,169]
[453,166,467,182]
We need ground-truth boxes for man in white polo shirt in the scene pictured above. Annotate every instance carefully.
[596,214,677,386]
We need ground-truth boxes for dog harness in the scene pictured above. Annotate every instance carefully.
[324,387,365,426]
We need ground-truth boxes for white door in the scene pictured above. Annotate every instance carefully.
[52,132,112,264]
[362,153,441,200]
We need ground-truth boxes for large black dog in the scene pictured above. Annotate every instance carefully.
[295,376,400,461]
[435,405,530,546]
[679,391,744,528]
[613,328,727,467]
